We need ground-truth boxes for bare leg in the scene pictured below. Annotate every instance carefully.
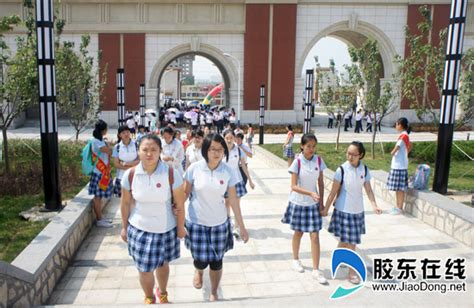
[310,232,320,270]
[396,191,405,210]
[155,263,169,294]
[93,197,102,220]
[338,242,357,279]
[209,269,223,301]
[292,231,303,260]
[139,271,155,298]
[193,269,203,289]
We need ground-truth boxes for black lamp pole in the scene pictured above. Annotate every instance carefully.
[304,69,314,134]
[433,0,468,194]
[140,83,146,126]
[117,68,125,127]
[35,0,61,211]
[259,84,265,145]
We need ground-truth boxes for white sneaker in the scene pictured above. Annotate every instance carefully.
[292,260,304,273]
[96,219,113,228]
[312,269,328,284]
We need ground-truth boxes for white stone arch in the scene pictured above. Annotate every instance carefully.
[296,20,399,79]
[148,43,238,108]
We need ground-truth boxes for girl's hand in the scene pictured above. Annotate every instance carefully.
[239,227,249,243]
[120,227,128,242]
[310,192,320,202]
[177,227,187,239]
[172,205,182,217]
[373,206,383,214]
[249,181,255,190]
[319,202,325,212]
[320,207,329,217]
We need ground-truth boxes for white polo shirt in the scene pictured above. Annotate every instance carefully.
[333,161,371,214]
[122,162,183,233]
[391,132,409,170]
[225,144,245,182]
[184,160,239,227]
[186,143,203,165]
[161,138,185,175]
[112,140,138,179]
[288,154,327,206]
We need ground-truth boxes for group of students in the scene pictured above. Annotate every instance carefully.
[327,110,382,133]
[86,116,411,304]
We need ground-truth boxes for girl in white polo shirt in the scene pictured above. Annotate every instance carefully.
[183,133,249,302]
[322,141,382,284]
[161,126,185,177]
[112,126,139,198]
[185,129,204,170]
[388,117,411,215]
[282,133,327,284]
[120,135,186,304]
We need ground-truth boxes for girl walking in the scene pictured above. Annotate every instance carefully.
[282,124,295,167]
[120,135,186,304]
[112,126,139,198]
[161,126,185,177]
[388,117,411,215]
[88,120,114,228]
[183,133,249,301]
[322,141,382,284]
[282,133,328,284]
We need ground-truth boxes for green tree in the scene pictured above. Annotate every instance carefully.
[0,15,36,175]
[395,5,446,124]
[346,39,396,159]
[457,48,473,128]
[56,35,106,141]
[316,58,356,150]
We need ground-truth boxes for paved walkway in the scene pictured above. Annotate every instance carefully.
[43,146,473,307]
[6,125,473,144]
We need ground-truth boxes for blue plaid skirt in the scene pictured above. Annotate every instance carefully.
[283,146,295,159]
[185,219,234,263]
[328,209,366,245]
[88,172,113,199]
[281,201,322,232]
[127,224,180,273]
[113,178,122,197]
[387,169,408,191]
[224,181,247,198]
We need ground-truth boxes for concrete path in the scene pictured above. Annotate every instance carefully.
[44,146,472,307]
[6,125,473,144]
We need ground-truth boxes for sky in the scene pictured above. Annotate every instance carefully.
[191,37,351,82]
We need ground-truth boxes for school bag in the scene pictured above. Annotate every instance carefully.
[296,155,322,178]
[81,140,98,176]
[238,147,248,185]
[409,164,430,190]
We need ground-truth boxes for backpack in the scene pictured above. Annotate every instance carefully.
[409,164,430,190]
[81,140,98,176]
[237,147,248,185]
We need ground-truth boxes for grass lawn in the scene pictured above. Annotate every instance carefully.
[0,140,89,262]
[260,141,473,193]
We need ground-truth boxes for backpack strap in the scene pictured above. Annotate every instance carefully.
[364,164,368,180]
[128,167,136,194]
[339,165,344,187]
[168,167,174,204]
[297,157,301,175]
[317,155,321,170]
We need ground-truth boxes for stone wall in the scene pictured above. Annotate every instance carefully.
[0,186,108,307]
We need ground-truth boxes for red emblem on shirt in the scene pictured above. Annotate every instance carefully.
[156,183,161,188]
[220,180,224,185]
[315,167,318,171]
[360,175,363,179]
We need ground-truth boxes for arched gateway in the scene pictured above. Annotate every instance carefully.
[1,0,472,125]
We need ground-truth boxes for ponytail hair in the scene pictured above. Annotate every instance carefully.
[396,117,411,134]
[93,120,108,141]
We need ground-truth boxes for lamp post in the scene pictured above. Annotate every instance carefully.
[433,0,468,194]
[35,0,61,211]
[223,52,241,125]
[117,68,125,127]
[139,84,145,126]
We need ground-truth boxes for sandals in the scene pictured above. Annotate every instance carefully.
[156,289,169,304]
[144,296,155,305]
